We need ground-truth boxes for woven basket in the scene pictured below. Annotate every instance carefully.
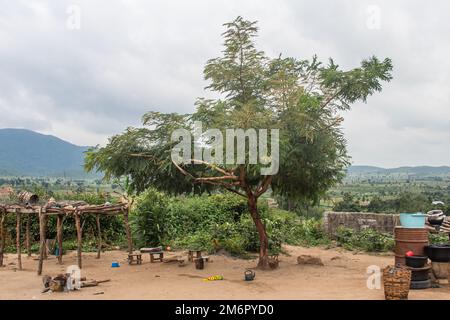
[383,264,412,300]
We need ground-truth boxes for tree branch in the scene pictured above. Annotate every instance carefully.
[255,175,273,197]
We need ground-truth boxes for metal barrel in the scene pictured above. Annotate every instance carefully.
[394,227,429,265]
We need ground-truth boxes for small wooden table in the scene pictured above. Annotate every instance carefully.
[149,251,164,263]
[188,250,203,262]
[128,253,142,265]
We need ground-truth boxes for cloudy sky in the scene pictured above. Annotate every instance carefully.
[0,0,449,167]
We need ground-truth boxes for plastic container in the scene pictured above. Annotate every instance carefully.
[405,255,428,268]
[111,262,120,268]
[399,213,426,228]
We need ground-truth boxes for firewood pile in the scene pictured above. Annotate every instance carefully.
[42,274,110,293]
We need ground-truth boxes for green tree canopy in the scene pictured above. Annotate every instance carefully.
[85,16,393,268]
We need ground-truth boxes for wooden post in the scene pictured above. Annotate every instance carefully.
[75,212,82,269]
[56,215,63,264]
[26,213,31,257]
[123,208,133,254]
[16,212,22,270]
[42,214,48,260]
[0,211,5,267]
[37,209,46,275]
[96,214,101,259]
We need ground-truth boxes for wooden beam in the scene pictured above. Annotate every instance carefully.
[96,214,101,259]
[56,215,63,264]
[75,212,82,269]
[16,212,22,270]
[123,208,133,254]
[37,209,46,275]
[26,213,31,257]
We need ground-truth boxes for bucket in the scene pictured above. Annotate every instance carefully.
[244,269,255,281]
[399,213,426,228]
[394,227,429,265]
[194,258,204,270]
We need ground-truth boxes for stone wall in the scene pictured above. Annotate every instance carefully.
[323,211,400,237]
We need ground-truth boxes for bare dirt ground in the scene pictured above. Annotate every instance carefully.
[0,245,449,300]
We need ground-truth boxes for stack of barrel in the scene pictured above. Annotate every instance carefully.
[394,227,431,289]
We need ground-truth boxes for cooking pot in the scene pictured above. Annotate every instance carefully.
[405,255,428,268]
[427,210,445,226]
[424,244,450,262]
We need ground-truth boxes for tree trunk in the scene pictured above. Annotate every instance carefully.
[247,195,269,269]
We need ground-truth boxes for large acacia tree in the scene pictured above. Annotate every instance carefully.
[85,17,393,269]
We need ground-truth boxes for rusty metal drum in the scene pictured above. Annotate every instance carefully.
[394,227,429,265]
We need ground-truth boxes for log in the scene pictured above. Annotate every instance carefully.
[96,214,101,259]
[26,213,31,257]
[37,210,46,275]
[56,215,63,264]
[163,256,182,263]
[75,213,82,269]
[16,212,22,270]
[81,279,110,288]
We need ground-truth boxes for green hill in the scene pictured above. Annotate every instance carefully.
[0,128,96,178]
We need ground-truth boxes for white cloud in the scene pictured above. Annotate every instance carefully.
[0,0,449,167]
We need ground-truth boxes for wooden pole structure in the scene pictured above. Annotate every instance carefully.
[16,212,22,270]
[96,214,101,259]
[75,212,82,269]
[56,214,63,264]
[123,208,133,254]
[26,213,31,257]
[37,208,46,275]
[0,211,5,267]
[42,214,48,260]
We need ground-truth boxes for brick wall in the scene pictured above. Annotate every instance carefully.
[323,211,400,237]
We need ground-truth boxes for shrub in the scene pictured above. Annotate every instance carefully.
[336,226,394,252]
[429,233,449,245]
[130,191,332,257]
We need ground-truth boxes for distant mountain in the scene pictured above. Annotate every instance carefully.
[347,165,450,176]
[0,128,97,178]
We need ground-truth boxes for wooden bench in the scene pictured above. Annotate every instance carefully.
[128,253,142,265]
[149,251,164,263]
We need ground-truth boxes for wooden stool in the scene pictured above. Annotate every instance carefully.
[188,250,203,262]
[128,253,142,265]
[150,251,164,263]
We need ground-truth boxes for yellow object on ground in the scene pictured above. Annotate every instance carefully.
[203,275,224,281]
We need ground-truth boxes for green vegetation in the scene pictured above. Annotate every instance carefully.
[130,191,329,256]
[336,227,394,252]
